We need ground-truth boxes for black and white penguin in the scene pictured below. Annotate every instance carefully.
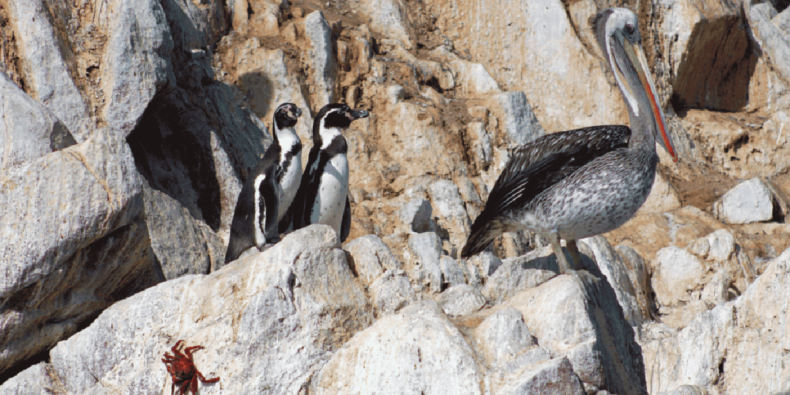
[292,103,369,241]
[224,103,303,264]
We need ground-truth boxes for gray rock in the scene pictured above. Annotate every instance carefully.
[303,11,338,108]
[399,198,434,232]
[0,134,161,375]
[483,247,557,305]
[311,300,484,395]
[406,232,444,294]
[440,256,467,287]
[0,71,75,172]
[749,3,790,85]
[467,251,503,277]
[0,363,54,395]
[498,357,585,395]
[351,0,414,49]
[487,92,545,146]
[103,0,175,138]
[2,225,372,394]
[437,284,486,316]
[473,307,535,367]
[468,122,494,167]
[143,183,223,279]
[643,247,790,394]
[504,271,648,394]
[705,229,736,261]
[713,178,775,224]
[583,236,645,326]
[6,0,93,141]
[652,246,704,307]
[658,385,707,395]
[346,234,401,286]
[428,180,472,254]
[370,269,416,315]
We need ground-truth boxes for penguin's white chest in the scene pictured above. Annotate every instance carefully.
[311,154,349,235]
[278,153,302,222]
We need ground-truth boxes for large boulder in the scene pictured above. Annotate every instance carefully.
[0,134,158,376]
[0,226,373,394]
[641,246,790,394]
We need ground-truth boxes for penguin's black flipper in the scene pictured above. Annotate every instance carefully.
[340,196,351,242]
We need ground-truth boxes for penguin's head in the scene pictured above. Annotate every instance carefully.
[318,104,369,129]
[314,103,369,146]
[274,103,302,130]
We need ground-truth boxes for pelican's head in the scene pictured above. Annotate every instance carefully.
[595,8,677,161]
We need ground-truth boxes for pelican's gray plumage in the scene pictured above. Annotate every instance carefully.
[461,8,677,273]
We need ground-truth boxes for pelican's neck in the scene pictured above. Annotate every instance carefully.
[623,90,657,153]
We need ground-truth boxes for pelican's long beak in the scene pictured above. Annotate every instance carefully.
[623,39,678,162]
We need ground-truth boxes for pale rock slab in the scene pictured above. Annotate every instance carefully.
[406,232,444,294]
[0,134,158,375]
[502,270,648,394]
[482,247,557,305]
[398,198,434,233]
[369,269,416,315]
[0,226,373,394]
[749,3,790,87]
[473,307,535,368]
[311,300,484,395]
[652,246,704,307]
[428,180,472,255]
[102,0,176,137]
[143,184,223,279]
[6,0,93,141]
[713,178,774,224]
[486,91,545,147]
[425,0,627,132]
[440,256,467,287]
[582,236,645,326]
[497,357,585,395]
[0,71,75,172]
[350,0,414,49]
[437,284,486,316]
[0,363,56,395]
[302,11,337,109]
[429,46,501,96]
[642,246,790,394]
[346,234,401,286]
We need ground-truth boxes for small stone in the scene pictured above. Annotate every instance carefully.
[705,229,735,262]
[652,246,704,307]
[473,307,535,367]
[713,178,774,224]
[370,269,417,314]
[437,284,486,316]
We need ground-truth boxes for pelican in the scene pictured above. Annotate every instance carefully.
[461,8,677,273]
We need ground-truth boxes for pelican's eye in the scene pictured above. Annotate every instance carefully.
[624,24,635,35]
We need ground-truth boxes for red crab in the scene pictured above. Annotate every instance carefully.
[161,340,220,395]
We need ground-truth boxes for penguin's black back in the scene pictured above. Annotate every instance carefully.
[224,145,282,264]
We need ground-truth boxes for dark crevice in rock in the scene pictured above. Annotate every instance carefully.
[671,16,757,112]
[127,89,223,231]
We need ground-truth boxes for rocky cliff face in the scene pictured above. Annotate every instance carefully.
[1,0,790,393]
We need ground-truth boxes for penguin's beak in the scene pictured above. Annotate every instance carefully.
[289,107,302,119]
[347,109,369,120]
